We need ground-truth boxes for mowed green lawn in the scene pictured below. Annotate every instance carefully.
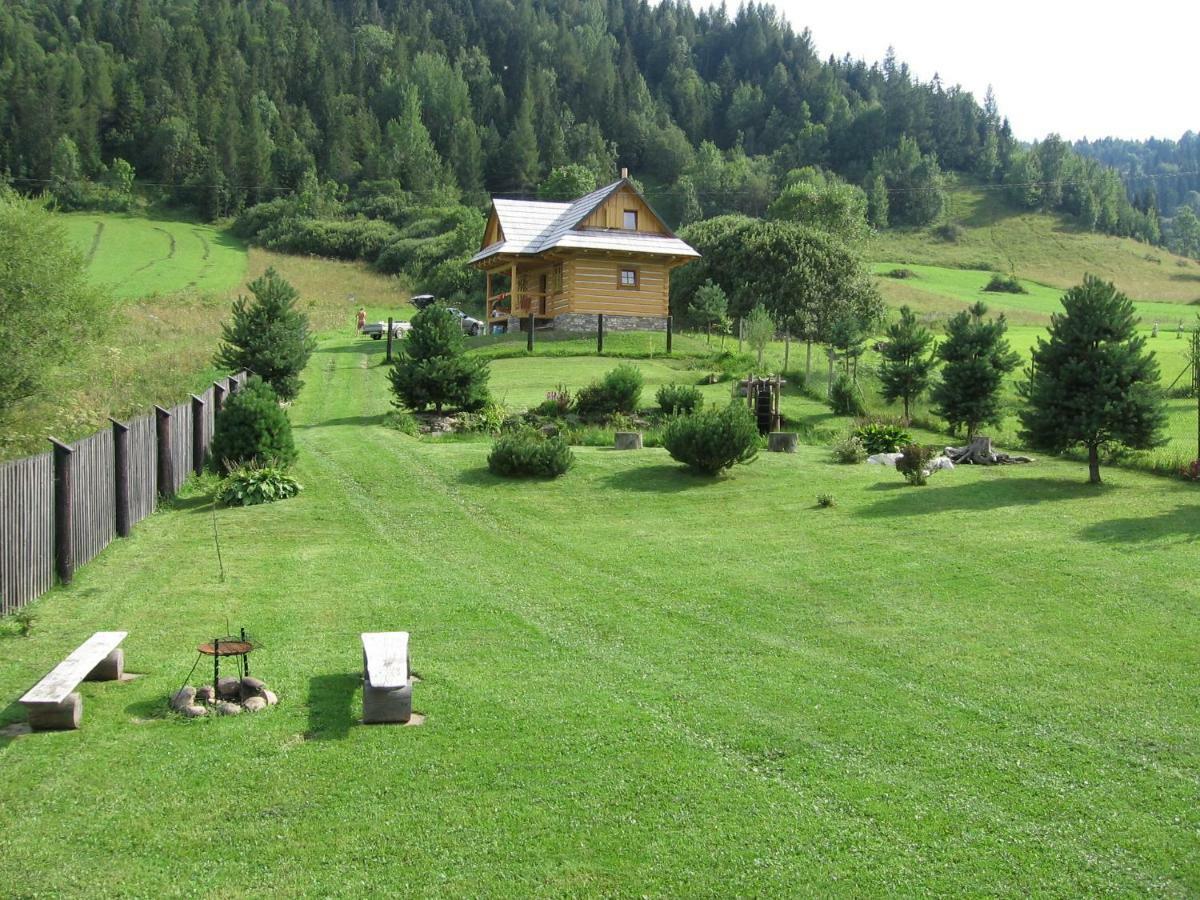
[63,212,247,298]
[1,334,1198,895]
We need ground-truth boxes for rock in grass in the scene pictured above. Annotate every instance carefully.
[194,685,216,704]
[240,676,266,700]
[243,696,267,713]
[214,701,242,716]
[217,677,241,700]
[170,686,196,711]
[181,705,208,718]
[263,690,278,706]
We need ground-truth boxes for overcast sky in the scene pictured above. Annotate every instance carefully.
[755,1,1196,143]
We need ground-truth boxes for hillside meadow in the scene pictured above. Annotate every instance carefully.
[1,332,1197,895]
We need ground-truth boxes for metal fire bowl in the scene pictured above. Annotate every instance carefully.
[197,640,255,657]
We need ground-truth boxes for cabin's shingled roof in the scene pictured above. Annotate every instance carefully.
[470,178,700,265]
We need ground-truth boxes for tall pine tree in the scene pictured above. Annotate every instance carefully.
[1019,276,1166,483]
[879,306,936,420]
[931,301,1020,438]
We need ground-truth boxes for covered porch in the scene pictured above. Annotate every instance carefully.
[482,258,566,332]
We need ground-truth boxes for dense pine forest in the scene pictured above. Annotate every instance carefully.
[0,0,1190,272]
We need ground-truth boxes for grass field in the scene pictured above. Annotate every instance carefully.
[63,213,248,299]
[3,209,414,461]
[1,332,1197,895]
[870,181,1200,305]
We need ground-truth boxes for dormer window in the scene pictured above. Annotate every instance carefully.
[623,210,638,230]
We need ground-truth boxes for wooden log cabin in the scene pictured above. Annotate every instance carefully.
[469,173,700,333]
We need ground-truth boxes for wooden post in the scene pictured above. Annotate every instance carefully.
[597,313,604,354]
[666,315,673,354]
[527,313,535,352]
[111,419,131,538]
[190,394,206,475]
[50,438,74,585]
[213,379,227,415]
[155,405,175,498]
[805,340,812,380]
[485,271,493,325]
[826,348,835,398]
[783,333,790,373]
[386,317,394,363]
[738,317,744,353]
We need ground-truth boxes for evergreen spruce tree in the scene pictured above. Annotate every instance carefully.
[389,305,490,413]
[214,268,315,401]
[879,306,936,420]
[931,301,1020,438]
[1019,276,1167,483]
[688,279,728,344]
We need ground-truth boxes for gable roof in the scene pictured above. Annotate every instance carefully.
[470,178,700,265]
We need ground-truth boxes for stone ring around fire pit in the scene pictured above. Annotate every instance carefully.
[170,676,278,718]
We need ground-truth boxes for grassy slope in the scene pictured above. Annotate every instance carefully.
[3,212,413,460]
[870,182,1200,306]
[1,335,1197,895]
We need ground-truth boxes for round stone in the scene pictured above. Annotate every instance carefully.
[243,696,267,712]
[170,686,197,711]
[263,690,278,706]
[216,677,241,699]
[214,701,242,716]
[194,685,216,705]
[181,705,208,718]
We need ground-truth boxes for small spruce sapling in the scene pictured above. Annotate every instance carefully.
[879,306,936,420]
[931,301,1020,438]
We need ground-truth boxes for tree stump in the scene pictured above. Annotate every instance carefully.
[614,432,643,450]
[28,693,82,731]
[767,432,798,453]
[945,435,1033,465]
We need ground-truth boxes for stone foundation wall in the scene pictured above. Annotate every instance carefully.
[553,312,668,333]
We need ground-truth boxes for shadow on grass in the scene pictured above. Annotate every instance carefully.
[315,341,386,356]
[306,672,360,740]
[0,700,28,752]
[1078,505,1200,544]
[298,413,386,430]
[856,476,1104,518]
[599,464,718,492]
[160,493,214,513]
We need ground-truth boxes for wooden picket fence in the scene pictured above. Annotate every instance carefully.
[0,371,249,616]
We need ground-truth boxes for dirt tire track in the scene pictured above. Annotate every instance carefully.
[84,221,105,264]
[131,226,177,275]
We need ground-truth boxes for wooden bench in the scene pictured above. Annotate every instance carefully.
[361,632,412,724]
[19,631,128,731]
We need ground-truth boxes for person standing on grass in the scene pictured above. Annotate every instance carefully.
[356,307,367,333]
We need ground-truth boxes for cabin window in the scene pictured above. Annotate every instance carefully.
[619,268,639,289]
[623,209,638,230]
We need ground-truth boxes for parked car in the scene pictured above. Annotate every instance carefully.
[446,307,484,337]
[409,294,437,310]
[361,319,411,340]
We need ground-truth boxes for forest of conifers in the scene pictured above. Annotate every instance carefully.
[1,0,1196,257]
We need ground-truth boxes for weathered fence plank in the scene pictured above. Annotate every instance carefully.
[127,414,157,526]
[69,429,115,571]
[0,453,53,615]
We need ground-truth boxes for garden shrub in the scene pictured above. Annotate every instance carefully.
[662,402,759,475]
[852,422,912,454]
[390,305,490,413]
[885,268,917,279]
[455,401,509,435]
[657,383,703,415]
[383,409,420,435]
[216,462,302,506]
[209,377,297,473]
[895,443,937,486]
[829,374,866,417]
[535,385,572,417]
[574,364,644,419]
[487,428,575,477]
[933,222,965,243]
[832,434,867,463]
[1180,459,1200,482]
[816,492,836,508]
[983,273,1027,294]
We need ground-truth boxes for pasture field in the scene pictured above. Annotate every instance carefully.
[63,213,248,299]
[1,333,1197,895]
[869,181,1200,305]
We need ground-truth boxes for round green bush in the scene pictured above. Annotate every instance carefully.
[574,364,644,420]
[487,428,575,478]
[662,402,759,475]
[209,376,297,473]
[656,383,703,415]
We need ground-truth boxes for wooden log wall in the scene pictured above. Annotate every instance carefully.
[0,453,53,616]
[0,371,247,616]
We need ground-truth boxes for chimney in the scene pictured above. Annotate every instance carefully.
[620,167,628,179]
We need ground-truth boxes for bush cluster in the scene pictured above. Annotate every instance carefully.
[656,383,703,415]
[895,443,937,486]
[852,422,912,454]
[983,273,1027,294]
[662,402,759,475]
[574,364,644,419]
[832,434,867,463]
[829,374,866,417]
[216,463,302,506]
[487,428,575,477]
[209,377,297,473]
